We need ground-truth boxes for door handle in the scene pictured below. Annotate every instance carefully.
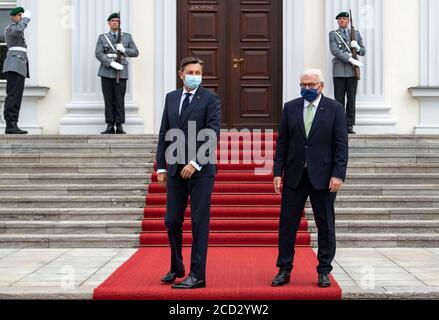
[233,58,245,69]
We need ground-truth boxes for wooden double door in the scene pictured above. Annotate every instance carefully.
[178,0,283,130]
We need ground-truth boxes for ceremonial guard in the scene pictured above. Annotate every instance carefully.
[95,12,139,134]
[329,11,366,134]
[3,7,31,134]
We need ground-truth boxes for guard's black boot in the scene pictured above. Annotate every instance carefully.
[5,122,28,135]
[101,124,115,135]
[116,124,126,135]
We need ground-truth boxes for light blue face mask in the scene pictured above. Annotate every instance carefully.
[184,75,203,90]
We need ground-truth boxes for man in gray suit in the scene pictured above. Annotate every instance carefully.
[329,11,366,134]
[95,12,139,135]
[2,7,32,135]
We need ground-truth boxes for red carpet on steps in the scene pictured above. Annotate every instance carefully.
[93,132,342,300]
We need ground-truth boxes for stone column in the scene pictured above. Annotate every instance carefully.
[60,0,143,134]
[326,0,397,134]
[410,0,439,134]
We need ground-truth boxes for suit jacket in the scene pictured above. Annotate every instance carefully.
[329,29,366,78]
[2,17,30,78]
[156,86,222,178]
[95,32,139,80]
[274,95,349,191]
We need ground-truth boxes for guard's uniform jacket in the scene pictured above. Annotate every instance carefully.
[3,17,30,78]
[95,32,139,80]
[329,28,366,78]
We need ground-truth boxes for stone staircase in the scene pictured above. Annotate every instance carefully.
[0,134,439,248]
[0,135,157,248]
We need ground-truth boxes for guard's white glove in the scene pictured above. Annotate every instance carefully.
[349,58,364,68]
[107,53,118,59]
[22,10,31,19]
[110,61,124,71]
[116,43,126,54]
[351,40,361,51]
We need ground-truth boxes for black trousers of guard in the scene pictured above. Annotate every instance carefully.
[4,72,25,123]
[334,77,358,128]
[101,76,127,125]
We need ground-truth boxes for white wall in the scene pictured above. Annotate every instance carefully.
[37,0,71,134]
[32,0,422,134]
[304,0,327,83]
[132,0,155,134]
[384,0,420,134]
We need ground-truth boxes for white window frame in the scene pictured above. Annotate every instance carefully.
[0,0,17,83]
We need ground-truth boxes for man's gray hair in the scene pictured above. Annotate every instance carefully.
[300,69,325,83]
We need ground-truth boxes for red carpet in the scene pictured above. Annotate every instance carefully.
[94,248,341,300]
[94,132,342,300]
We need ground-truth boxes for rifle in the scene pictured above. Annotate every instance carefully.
[116,11,122,84]
[350,10,361,80]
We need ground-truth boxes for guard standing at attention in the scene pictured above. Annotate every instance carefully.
[95,12,139,135]
[3,7,32,135]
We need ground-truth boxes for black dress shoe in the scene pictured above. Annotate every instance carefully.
[101,124,115,135]
[318,274,332,288]
[5,122,28,135]
[161,270,185,284]
[348,127,356,135]
[116,125,126,135]
[172,276,206,289]
[272,270,291,287]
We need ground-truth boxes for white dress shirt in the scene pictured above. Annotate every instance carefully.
[157,87,202,175]
[303,94,322,123]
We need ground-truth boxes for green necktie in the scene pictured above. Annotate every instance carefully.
[305,104,315,138]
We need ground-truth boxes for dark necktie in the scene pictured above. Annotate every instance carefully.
[180,93,192,121]
[113,33,117,40]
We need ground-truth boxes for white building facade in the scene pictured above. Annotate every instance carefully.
[0,0,436,134]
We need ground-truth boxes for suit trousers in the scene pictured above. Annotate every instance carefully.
[333,77,358,128]
[4,72,25,123]
[101,76,127,125]
[277,169,337,275]
[165,166,215,281]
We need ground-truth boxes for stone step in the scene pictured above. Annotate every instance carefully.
[0,234,139,249]
[0,185,148,197]
[325,233,439,248]
[344,173,439,184]
[307,208,439,220]
[0,144,158,154]
[347,163,439,174]
[1,133,437,142]
[2,184,439,197]
[0,221,141,235]
[0,134,158,144]
[0,154,156,164]
[338,185,439,196]
[0,233,437,249]
[0,174,150,185]
[329,196,439,208]
[2,153,439,165]
[0,196,146,208]
[0,208,144,221]
[309,220,439,234]
[1,220,437,235]
[0,163,154,174]
[1,207,437,222]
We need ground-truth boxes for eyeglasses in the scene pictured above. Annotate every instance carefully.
[300,83,322,89]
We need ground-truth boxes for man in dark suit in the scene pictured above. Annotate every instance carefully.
[272,69,349,288]
[156,57,222,289]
